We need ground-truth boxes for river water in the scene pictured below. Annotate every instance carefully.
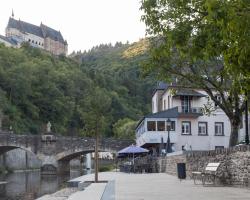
[0,170,89,200]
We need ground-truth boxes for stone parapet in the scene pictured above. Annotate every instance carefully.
[157,145,250,186]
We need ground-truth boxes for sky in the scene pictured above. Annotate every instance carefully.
[0,0,146,53]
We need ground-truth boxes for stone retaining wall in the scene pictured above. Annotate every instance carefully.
[158,145,250,186]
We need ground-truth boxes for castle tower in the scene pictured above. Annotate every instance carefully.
[11,9,14,18]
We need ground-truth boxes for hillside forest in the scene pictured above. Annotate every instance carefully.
[0,40,155,139]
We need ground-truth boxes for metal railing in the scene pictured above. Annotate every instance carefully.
[178,106,203,114]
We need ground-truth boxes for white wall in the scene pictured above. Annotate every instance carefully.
[24,33,44,49]
[152,93,158,113]
[175,113,231,151]
[136,118,178,146]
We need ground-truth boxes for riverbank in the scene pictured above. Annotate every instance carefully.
[37,172,250,200]
[0,170,76,200]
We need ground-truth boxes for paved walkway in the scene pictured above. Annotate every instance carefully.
[68,183,106,200]
[69,172,250,200]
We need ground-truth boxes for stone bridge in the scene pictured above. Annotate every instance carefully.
[0,133,133,173]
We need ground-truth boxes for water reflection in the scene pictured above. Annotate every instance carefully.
[0,169,89,200]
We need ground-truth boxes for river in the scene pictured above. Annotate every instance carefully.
[0,169,90,200]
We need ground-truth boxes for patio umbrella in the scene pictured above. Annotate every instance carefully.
[118,145,149,154]
[118,145,149,172]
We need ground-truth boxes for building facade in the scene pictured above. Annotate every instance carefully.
[136,82,248,154]
[2,17,67,55]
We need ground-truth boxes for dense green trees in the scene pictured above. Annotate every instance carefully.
[0,41,154,137]
[76,40,155,137]
[113,118,137,140]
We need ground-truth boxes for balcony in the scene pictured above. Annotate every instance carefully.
[178,106,203,118]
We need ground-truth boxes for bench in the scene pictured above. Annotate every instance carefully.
[192,163,221,185]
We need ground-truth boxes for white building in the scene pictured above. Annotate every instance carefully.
[136,82,248,154]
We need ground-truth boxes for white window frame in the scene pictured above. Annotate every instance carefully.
[182,121,191,135]
[198,122,208,135]
[215,122,224,136]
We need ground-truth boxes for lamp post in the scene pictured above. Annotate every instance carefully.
[166,119,172,153]
[245,91,249,145]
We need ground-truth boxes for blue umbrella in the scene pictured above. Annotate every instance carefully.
[118,145,149,154]
[118,145,149,172]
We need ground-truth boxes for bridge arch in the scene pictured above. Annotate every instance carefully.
[56,147,117,162]
[0,145,42,171]
[0,133,133,173]
[54,147,118,174]
[0,145,39,158]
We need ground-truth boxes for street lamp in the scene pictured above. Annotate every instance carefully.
[245,91,249,145]
[166,119,172,153]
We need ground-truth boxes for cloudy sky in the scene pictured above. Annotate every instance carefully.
[0,0,146,53]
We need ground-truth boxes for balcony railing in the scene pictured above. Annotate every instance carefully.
[178,107,203,117]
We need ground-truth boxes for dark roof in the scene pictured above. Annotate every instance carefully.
[7,18,43,37]
[40,24,65,43]
[0,34,10,42]
[173,89,206,97]
[145,107,179,119]
[156,81,168,90]
[152,81,168,96]
[0,34,17,45]
[7,18,66,44]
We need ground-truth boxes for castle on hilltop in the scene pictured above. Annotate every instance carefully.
[0,14,68,55]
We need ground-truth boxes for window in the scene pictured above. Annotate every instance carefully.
[157,121,165,131]
[181,96,191,113]
[147,121,156,131]
[28,39,31,42]
[182,121,191,135]
[163,100,166,110]
[170,121,175,131]
[215,122,224,136]
[215,146,224,150]
[198,122,208,135]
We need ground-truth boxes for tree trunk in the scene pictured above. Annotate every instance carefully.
[94,132,99,183]
[229,119,240,147]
